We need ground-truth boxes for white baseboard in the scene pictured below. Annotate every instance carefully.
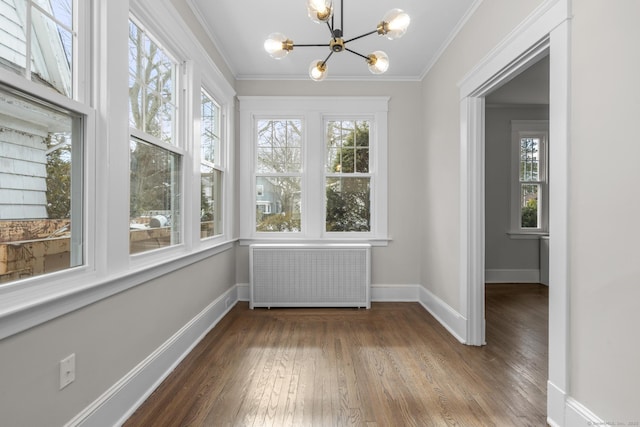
[239,283,422,303]
[485,268,541,283]
[418,286,467,343]
[547,380,566,427]
[65,286,238,427]
[547,380,607,427]
[565,397,606,427]
[237,283,249,301]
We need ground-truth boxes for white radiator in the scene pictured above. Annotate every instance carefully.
[250,244,371,309]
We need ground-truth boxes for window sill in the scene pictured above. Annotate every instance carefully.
[0,239,237,340]
[239,237,391,247]
[506,231,549,240]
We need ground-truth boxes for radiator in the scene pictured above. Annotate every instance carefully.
[250,244,371,309]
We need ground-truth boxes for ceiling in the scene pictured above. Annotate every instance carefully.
[189,0,478,81]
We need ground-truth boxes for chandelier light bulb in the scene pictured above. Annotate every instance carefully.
[264,33,293,59]
[307,0,333,24]
[380,8,410,40]
[367,51,389,74]
[309,60,328,81]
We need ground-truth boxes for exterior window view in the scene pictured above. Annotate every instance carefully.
[325,119,371,232]
[0,0,81,284]
[128,18,181,254]
[255,119,302,232]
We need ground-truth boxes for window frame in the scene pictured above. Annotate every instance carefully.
[509,120,549,238]
[239,96,389,245]
[0,0,236,341]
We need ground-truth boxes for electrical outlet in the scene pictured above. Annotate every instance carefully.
[59,353,75,390]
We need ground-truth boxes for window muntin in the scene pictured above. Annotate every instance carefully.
[0,83,83,284]
[128,17,182,254]
[255,119,302,233]
[325,120,371,232]
[200,89,223,239]
[1,0,75,98]
[128,18,177,145]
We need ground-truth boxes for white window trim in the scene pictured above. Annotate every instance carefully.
[508,120,549,238]
[239,96,389,246]
[0,0,236,341]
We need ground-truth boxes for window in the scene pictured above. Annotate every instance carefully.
[0,0,75,98]
[0,84,84,284]
[239,96,388,244]
[200,89,223,239]
[325,120,371,232]
[510,120,548,235]
[128,18,182,254]
[255,119,302,232]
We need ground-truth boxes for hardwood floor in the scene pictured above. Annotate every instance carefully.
[125,284,548,426]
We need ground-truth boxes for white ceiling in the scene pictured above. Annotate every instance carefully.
[189,0,478,81]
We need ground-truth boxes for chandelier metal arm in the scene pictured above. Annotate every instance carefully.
[344,47,369,61]
[343,29,378,44]
[293,43,331,47]
[320,50,334,67]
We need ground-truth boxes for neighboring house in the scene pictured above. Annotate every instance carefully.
[0,0,70,220]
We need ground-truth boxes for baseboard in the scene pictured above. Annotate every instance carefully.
[242,281,465,345]
[418,286,467,343]
[239,283,422,303]
[65,286,238,427]
[485,268,541,283]
[547,380,607,427]
[237,283,249,301]
[547,380,566,427]
[565,397,606,427]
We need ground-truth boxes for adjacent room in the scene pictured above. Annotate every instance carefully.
[1,0,638,426]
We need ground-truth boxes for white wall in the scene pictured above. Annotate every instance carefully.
[420,0,547,312]
[484,105,548,278]
[570,0,640,421]
[234,80,424,288]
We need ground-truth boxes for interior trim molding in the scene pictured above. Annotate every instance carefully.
[64,286,238,427]
[418,286,467,344]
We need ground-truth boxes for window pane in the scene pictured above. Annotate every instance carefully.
[201,90,220,164]
[128,19,176,144]
[200,165,221,239]
[520,137,540,182]
[521,183,539,228]
[326,120,369,173]
[0,0,74,97]
[326,177,370,232]
[256,120,302,173]
[129,138,181,254]
[0,85,82,284]
[255,177,301,232]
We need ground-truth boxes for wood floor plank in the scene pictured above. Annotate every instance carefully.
[125,284,548,426]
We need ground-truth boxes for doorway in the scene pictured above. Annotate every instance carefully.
[457,3,570,423]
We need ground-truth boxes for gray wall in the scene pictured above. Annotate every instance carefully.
[420,0,546,311]
[484,105,548,274]
[0,250,236,427]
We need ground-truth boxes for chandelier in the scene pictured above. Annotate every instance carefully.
[264,0,410,81]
